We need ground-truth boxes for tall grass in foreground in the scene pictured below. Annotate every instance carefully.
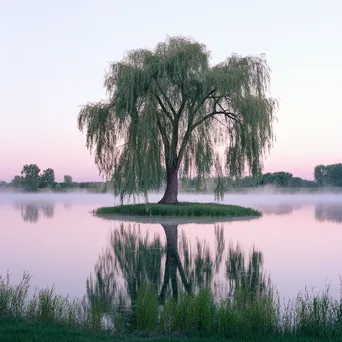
[0,273,100,330]
[136,283,342,339]
[3,274,342,339]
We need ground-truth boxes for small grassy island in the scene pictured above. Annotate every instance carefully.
[96,202,261,218]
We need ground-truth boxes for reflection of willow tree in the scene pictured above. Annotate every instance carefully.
[86,223,164,329]
[86,221,270,329]
[315,203,342,223]
[13,202,55,223]
[87,223,217,307]
[226,243,271,298]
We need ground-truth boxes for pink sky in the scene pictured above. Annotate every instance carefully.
[1,0,341,182]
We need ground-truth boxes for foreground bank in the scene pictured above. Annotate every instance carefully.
[0,318,334,342]
[1,275,342,341]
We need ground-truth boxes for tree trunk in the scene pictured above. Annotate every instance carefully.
[158,165,179,204]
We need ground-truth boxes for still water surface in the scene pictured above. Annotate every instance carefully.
[1,192,342,302]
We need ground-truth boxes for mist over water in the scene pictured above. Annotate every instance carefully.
[2,187,342,206]
[1,191,342,302]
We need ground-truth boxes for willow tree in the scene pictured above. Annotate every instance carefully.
[78,36,277,204]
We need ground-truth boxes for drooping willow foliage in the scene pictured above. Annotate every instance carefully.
[78,36,277,201]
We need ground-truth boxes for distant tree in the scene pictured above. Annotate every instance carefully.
[314,163,342,187]
[21,164,41,192]
[40,168,55,188]
[233,175,261,188]
[260,173,272,185]
[289,177,303,187]
[278,172,293,187]
[11,175,22,188]
[303,179,319,188]
[325,164,342,187]
[0,181,7,187]
[261,172,293,187]
[180,177,198,190]
[289,177,318,188]
[314,165,326,185]
[78,36,277,203]
[64,175,73,187]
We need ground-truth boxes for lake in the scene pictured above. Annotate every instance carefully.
[1,191,342,304]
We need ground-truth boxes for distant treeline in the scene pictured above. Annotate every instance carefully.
[181,163,342,191]
[2,163,342,193]
[0,164,111,193]
[180,172,318,191]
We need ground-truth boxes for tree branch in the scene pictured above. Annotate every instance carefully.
[176,98,201,167]
[155,94,174,123]
[155,115,170,164]
[177,91,235,168]
[177,94,187,119]
[156,84,177,117]
[217,102,226,113]
[213,116,230,129]
[192,88,216,114]
[191,111,241,131]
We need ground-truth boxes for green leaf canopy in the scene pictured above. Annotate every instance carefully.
[78,36,277,201]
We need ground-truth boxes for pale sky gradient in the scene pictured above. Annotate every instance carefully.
[1,0,341,182]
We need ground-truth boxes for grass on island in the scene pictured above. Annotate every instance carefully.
[96,202,261,218]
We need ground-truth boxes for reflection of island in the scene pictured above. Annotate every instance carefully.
[86,220,271,330]
[255,203,302,216]
[315,203,342,223]
[13,202,55,223]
